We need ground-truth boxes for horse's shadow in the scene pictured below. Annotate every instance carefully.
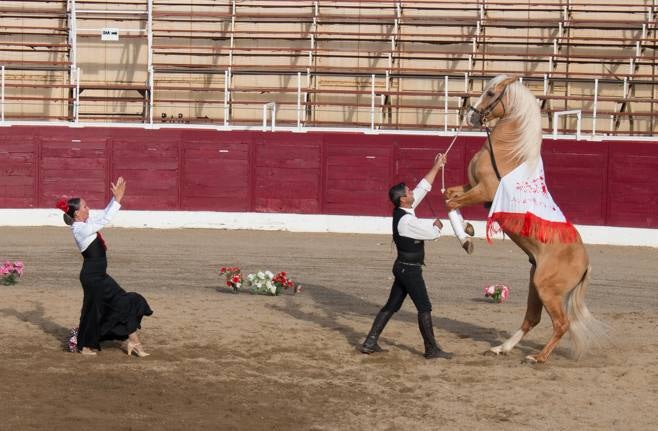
[0,302,70,350]
[269,283,546,355]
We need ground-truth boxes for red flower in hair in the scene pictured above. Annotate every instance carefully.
[55,197,69,213]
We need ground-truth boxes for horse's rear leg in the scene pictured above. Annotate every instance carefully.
[490,265,542,355]
[525,295,569,363]
[525,267,572,363]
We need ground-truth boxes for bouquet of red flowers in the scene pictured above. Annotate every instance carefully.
[220,266,243,292]
[272,271,302,294]
[220,266,302,295]
[0,261,24,286]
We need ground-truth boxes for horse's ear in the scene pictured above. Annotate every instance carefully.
[498,75,520,89]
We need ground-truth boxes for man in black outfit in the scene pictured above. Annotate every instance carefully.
[361,153,452,359]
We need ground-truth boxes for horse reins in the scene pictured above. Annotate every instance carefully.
[468,86,508,181]
[485,125,502,181]
[438,127,462,194]
[437,85,507,194]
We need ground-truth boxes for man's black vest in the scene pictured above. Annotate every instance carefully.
[392,207,425,264]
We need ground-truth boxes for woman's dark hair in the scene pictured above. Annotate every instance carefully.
[388,182,407,208]
[62,197,81,225]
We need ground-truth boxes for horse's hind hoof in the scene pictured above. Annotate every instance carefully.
[462,239,474,255]
[464,223,475,237]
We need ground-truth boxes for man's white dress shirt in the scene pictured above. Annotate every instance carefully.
[397,178,442,241]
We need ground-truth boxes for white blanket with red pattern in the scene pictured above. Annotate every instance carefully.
[486,159,578,243]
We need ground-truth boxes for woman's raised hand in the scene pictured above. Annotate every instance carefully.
[111,177,127,203]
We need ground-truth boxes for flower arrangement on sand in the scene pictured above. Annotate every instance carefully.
[220,267,302,296]
[1,261,24,285]
[483,284,510,303]
[219,267,243,292]
[67,327,79,353]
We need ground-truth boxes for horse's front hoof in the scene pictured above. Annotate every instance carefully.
[484,346,505,356]
[523,355,540,365]
[462,239,474,255]
[464,223,475,237]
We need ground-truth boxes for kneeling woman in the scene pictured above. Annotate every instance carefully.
[57,177,153,357]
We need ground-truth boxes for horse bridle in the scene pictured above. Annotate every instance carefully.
[467,85,507,127]
[467,85,509,181]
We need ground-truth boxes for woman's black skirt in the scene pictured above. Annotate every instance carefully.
[77,256,153,350]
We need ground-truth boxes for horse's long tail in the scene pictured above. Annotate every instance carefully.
[566,265,608,359]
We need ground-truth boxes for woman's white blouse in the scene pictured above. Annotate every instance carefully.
[71,198,121,252]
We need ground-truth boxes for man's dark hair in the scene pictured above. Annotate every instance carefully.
[388,182,407,207]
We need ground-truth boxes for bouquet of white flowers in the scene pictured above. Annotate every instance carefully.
[247,271,277,295]
[219,265,303,296]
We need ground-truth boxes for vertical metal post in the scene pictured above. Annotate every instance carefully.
[68,0,78,122]
[69,0,77,67]
[592,78,599,136]
[148,66,154,124]
[147,0,153,71]
[370,74,375,130]
[383,70,389,125]
[229,0,236,74]
[444,75,449,132]
[147,0,153,124]
[1,66,4,122]
[297,72,302,129]
[74,67,80,123]
[223,70,229,126]
[261,102,276,131]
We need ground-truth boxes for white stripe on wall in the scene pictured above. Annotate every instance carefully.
[1,209,656,248]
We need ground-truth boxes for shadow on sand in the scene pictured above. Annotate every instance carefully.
[269,283,546,356]
[0,302,71,350]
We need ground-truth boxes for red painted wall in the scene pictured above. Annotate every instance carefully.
[1,126,657,228]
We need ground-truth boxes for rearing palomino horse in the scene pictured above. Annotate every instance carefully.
[445,75,606,363]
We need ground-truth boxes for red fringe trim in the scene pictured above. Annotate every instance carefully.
[486,211,579,244]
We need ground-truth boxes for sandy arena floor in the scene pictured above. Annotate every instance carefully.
[0,227,657,430]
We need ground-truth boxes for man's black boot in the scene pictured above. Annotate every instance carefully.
[418,311,453,359]
[360,310,393,354]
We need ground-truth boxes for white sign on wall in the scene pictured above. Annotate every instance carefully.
[101,28,119,41]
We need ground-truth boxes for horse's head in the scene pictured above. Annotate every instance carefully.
[465,75,519,128]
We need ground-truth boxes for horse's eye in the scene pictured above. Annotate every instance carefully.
[486,90,495,97]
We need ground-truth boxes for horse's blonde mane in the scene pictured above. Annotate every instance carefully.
[487,75,542,165]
